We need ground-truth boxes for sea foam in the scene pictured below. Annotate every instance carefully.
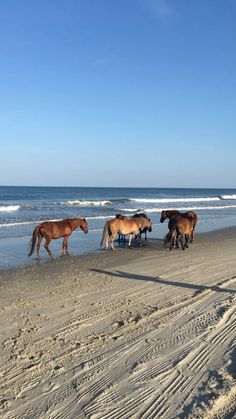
[62,200,112,206]
[129,197,220,203]
[0,205,20,212]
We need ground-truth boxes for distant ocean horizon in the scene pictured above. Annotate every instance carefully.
[1,185,236,271]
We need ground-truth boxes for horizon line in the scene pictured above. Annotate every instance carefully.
[0,185,236,190]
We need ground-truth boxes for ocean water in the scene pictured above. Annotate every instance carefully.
[1,186,236,271]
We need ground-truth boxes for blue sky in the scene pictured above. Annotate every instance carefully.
[0,0,235,187]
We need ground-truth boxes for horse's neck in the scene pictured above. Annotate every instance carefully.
[168,211,179,218]
[70,219,81,230]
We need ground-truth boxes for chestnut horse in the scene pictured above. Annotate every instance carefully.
[28,218,88,259]
[101,217,152,250]
[164,215,194,251]
[160,210,197,243]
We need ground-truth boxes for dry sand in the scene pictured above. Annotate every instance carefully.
[0,228,236,418]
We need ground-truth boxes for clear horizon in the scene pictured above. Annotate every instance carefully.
[0,185,235,190]
[1,1,235,188]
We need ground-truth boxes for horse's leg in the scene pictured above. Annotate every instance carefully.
[36,232,43,260]
[105,236,109,249]
[44,236,52,257]
[106,229,112,249]
[128,234,133,248]
[170,230,176,251]
[180,234,185,250]
[118,233,121,245]
[138,231,142,247]
[190,227,194,243]
[65,236,70,255]
[61,236,68,256]
[175,234,179,249]
[185,234,189,248]
[145,229,147,241]
[110,233,117,250]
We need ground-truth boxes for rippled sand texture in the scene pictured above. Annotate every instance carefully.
[1,228,236,418]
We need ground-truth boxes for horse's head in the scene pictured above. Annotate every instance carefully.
[116,214,126,219]
[80,218,88,234]
[160,211,167,223]
[146,218,152,232]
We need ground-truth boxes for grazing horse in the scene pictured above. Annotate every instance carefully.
[164,215,194,251]
[101,217,152,250]
[28,218,88,259]
[160,210,197,243]
[132,213,152,241]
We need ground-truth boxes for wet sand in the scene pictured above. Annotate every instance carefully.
[1,228,236,418]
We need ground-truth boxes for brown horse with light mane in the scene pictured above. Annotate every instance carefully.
[101,217,152,250]
[160,210,197,243]
[116,213,152,244]
[164,215,194,251]
[28,218,88,259]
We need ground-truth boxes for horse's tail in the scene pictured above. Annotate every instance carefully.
[192,213,198,230]
[100,221,110,248]
[28,225,40,256]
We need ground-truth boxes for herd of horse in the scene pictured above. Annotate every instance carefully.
[28,210,198,259]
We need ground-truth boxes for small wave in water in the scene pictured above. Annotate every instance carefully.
[220,194,236,200]
[129,197,221,203]
[0,205,20,212]
[61,200,112,206]
[120,205,236,213]
[0,215,113,228]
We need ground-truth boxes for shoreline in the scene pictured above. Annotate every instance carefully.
[0,224,236,275]
[1,227,236,418]
[1,217,236,272]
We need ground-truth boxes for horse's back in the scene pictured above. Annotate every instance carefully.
[109,218,139,234]
[176,216,193,234]
[39,220,72,238]
[183,211,197,221]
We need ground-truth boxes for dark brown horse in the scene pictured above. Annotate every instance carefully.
[164,215,194,251]
[28,218,88,259]
[160,210,197,243]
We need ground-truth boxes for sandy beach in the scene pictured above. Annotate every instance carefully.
[1,228,236,418]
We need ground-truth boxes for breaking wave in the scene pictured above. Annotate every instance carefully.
[120,205,236,213]
[0,205,20,212]
[221,194,236,200]
[129,197,220,203]
[62,200,112,206]
[129,195,236,204]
